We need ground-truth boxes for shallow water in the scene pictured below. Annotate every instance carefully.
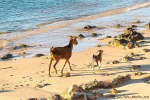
[0,0,149,33]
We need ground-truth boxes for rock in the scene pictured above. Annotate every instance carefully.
[131,25,137,29]
[108,60,119,64]
[108,39,128,47]
[61,84,87,100]
[116,24,121,28]
[1,54,13,60]
[132,72,143,76]
[125,40,139,49]
[62,72,71,77]
[35,54,45,57]
[84,25,97,30]
[27,98,38,100]
[140,48,150,53]
[110,88,119,94]
[47,94,62,100]
[126,52,135,57]
[145,21,150,29]
[96,44,101,47]
[135,20,141,24]
[86,91,103,100]
[77,34,85,39]
[11,44,32,50]
[143,74,150,82]
[109,74,131,88]
[120,57,129,63]
[129,65,141,71]
[90,33,98,37]
[105,35,111,39]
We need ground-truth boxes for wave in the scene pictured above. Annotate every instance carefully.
[126,2,150,12]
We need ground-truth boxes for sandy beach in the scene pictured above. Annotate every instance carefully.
[1,4,150,100]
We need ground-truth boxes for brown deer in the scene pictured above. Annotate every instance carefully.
[92,50,103,70]
[49,36,78,77]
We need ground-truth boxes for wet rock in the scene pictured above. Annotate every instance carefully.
[130,25,137,29]
[84,25,97,30]
[77,34,85,39]
[1,53,13,60]
[116,24,121,28]
[35,54,45,57]
[11,44,32,50]
[90,33,98,37]
[96,44,101,47]
[135,20,141,24]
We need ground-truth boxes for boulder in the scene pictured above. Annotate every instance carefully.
[109,28,142,49]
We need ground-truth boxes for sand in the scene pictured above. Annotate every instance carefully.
[0,29,150,100]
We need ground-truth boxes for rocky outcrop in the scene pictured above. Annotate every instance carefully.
[35,54,45,57]
[48,74,131,100]
[108,28,143,49]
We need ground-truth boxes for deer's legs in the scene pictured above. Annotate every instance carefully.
[98,61,101,68]
[53,60,59,74]
[61,60,68,74]
[49,59,53,77]
[68,60,73,71]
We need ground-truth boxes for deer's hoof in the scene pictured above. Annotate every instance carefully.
[49,75,51,77]
[70,68,73,71]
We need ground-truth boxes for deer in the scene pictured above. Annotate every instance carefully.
[49,36,78,77]
[92,50,103,70]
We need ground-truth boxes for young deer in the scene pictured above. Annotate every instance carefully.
[92,50,103,70]
[49,36,78,77]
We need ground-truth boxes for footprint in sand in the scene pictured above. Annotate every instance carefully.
[10,75,14,77]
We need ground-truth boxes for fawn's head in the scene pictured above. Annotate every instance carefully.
[70,36,78,45]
